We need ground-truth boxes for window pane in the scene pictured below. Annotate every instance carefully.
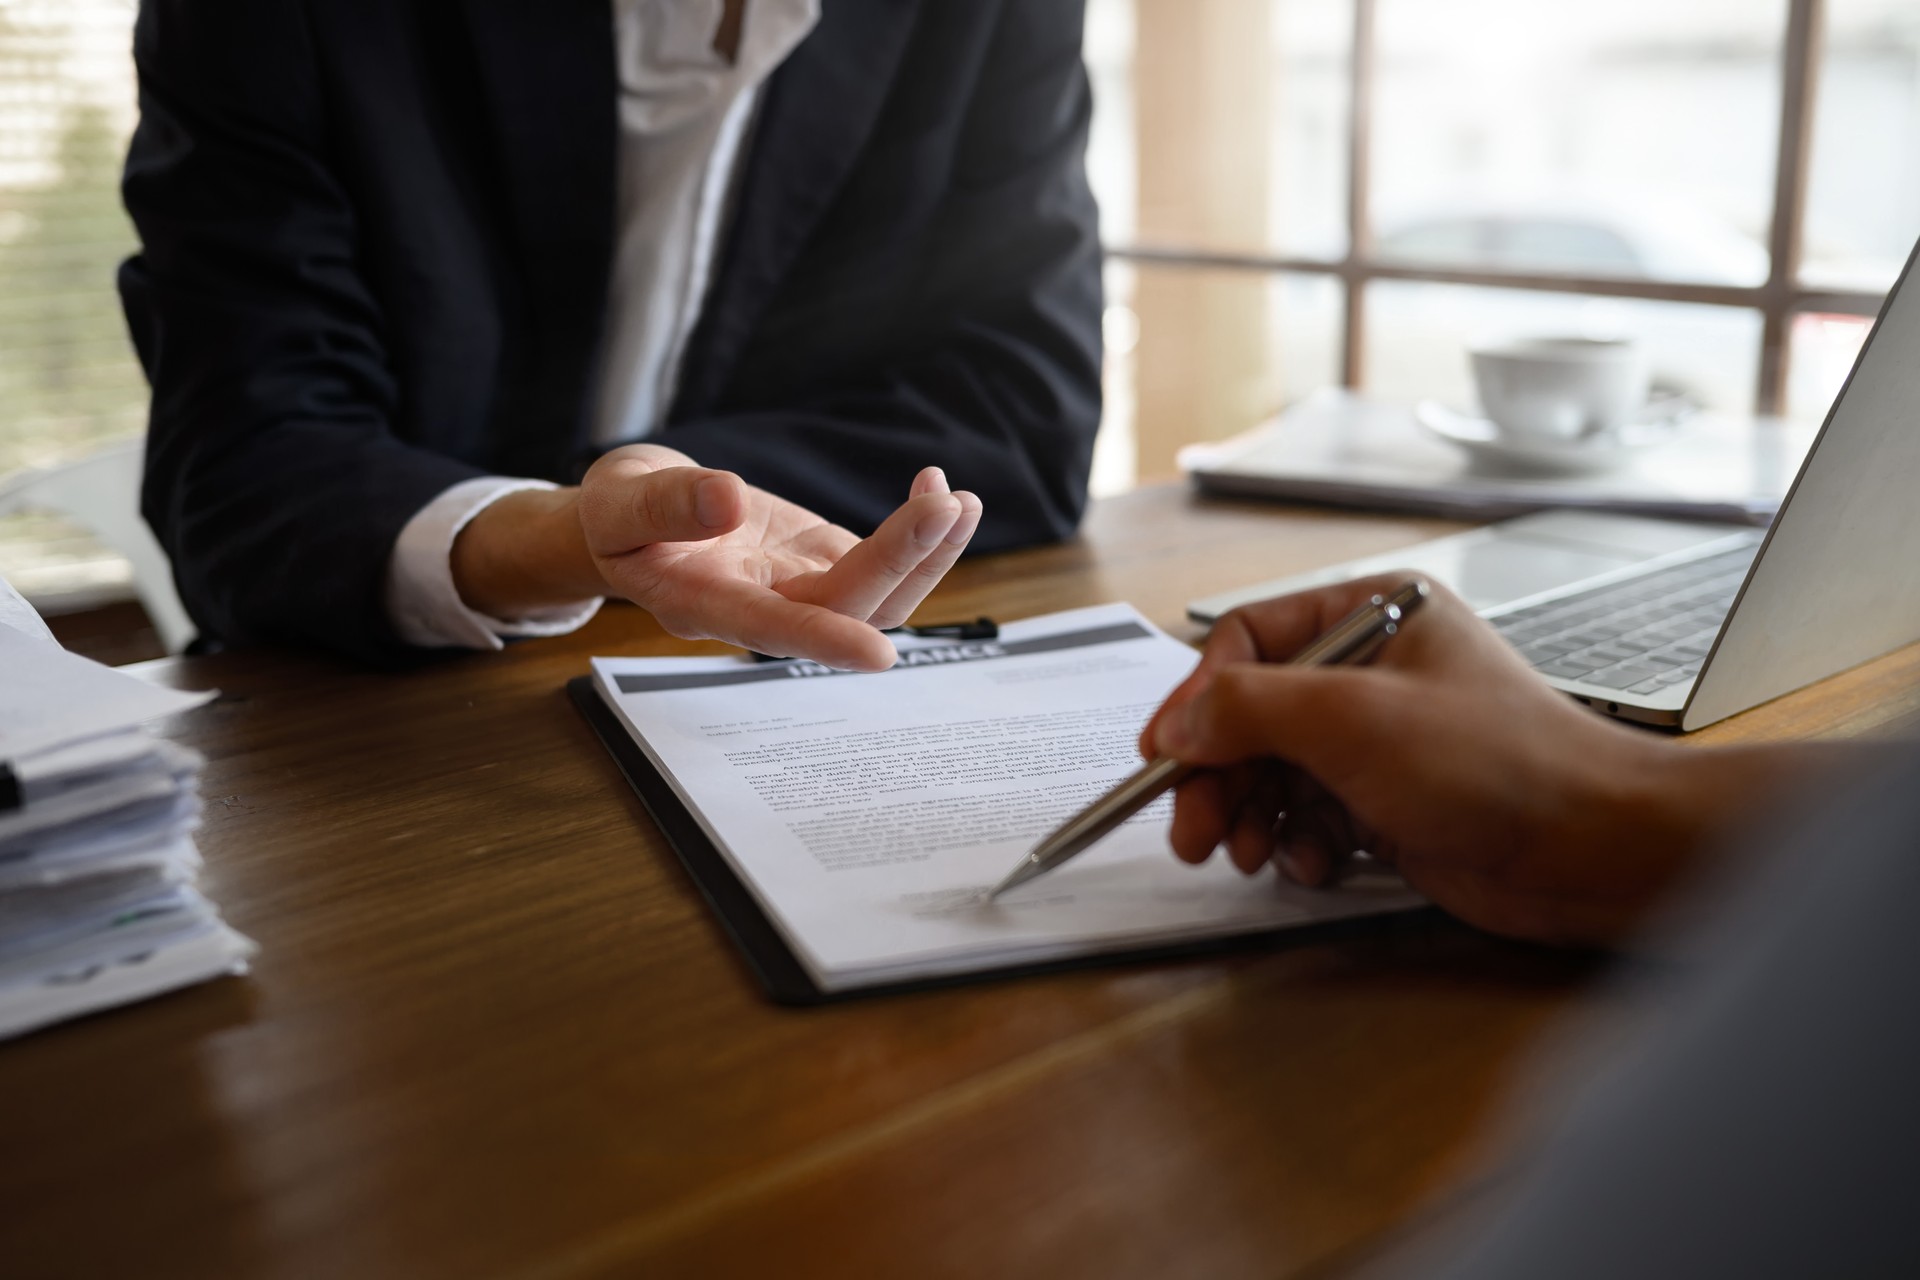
[1085,0,1137,246]
[1270,274,1345,399]
[1363,281,1763,415]
[1095,0,1352,260]
[1371,0,1782,286]
[1092,260,1141,497]
[1802,0,1920,290]
[1269,1,1352,259]
[0,3,142,602]
[1120,264,1341,483]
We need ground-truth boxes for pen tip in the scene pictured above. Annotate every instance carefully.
[987,856,1040,901]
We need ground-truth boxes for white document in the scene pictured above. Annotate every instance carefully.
[0,574,57,647]
[1,623,214,762]
[592,603,1422,992]
[0,908,255,1040]
[0,590,251,1039]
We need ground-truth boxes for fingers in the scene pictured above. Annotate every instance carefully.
[1168,770,1233,864]
[798,488,964,622]
[1277,833,1334,887]
[1153,662,1387,773]
[909,465,948,498]
[1275,803,1357,887]
[1213,573,1449,665]
[1142,658,1240,759]
[1143,609,1268,753]
[868,490,982,630]
[781,470,978,629]
[1165,751,1382,891]
[1144,572,1487,762]
[1225,767,1288,874]
[594,460,983,672]
[1226,804,1279,875]
[657,576,899,673]
[787,522,862,564]
[1138,585,1340,754]
[579,458,746,557]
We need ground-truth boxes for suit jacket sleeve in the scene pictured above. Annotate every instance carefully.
[656,1,1105,554]
[119,0,483,664]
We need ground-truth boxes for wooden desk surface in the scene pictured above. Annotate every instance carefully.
[6,487,1918,1280]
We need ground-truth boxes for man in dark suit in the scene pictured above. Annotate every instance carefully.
[119,1,1102,668]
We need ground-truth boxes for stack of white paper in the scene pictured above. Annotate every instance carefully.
[0,594,253,1040]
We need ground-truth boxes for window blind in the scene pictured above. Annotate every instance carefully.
[0,1,142,602]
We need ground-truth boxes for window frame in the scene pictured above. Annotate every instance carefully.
[1109,0,1879,417]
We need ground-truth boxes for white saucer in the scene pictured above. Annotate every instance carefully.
[1414,399,1688,477]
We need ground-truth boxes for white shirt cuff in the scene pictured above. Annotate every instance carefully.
[385,477,604,651]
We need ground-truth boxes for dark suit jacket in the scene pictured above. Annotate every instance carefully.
[119,0,1103,664]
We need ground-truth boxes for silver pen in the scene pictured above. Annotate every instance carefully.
[987,578,1430,900]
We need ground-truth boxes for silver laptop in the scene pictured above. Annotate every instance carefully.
[1189,235,1920,731]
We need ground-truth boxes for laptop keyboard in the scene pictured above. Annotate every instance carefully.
[1490,545,1759,697]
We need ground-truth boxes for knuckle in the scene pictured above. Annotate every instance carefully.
[878,539,925,579]
[1212,664,1260,710]
[1289,677,1350,729]
[649,608,699,642]
[632,476,684,535]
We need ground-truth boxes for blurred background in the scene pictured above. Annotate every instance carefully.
[0,1,139,610]
[1085,0,1919,490]
[1,0,1916,620]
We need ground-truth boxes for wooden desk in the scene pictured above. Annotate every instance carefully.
[6,487,1918,1280]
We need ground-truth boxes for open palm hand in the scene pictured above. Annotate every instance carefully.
[578,444,981,671]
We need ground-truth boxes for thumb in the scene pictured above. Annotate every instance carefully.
[582,463,746,557]
[1152,663,1390,774]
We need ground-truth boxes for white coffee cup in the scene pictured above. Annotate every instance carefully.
[1468,337,1651,444]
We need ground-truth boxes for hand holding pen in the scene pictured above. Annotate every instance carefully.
[992,579,1428,898]
[1133,573,1702,945]
[1140,576,1441,887]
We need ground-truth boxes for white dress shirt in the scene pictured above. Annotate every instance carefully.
[384,0,821,651]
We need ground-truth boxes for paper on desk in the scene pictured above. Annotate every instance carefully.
[0,748,199,852]
[593,603,1423,991]
[0,574,56,648]
[1,623,214,762]
[0,907,254,1039]
[0,586,249,1040]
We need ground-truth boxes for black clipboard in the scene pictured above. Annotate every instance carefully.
[569,676,1423,1005]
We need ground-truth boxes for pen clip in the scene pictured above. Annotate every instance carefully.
[1347,581,1425,661]
[889,617,999,641]
[1343,617,1400,665]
